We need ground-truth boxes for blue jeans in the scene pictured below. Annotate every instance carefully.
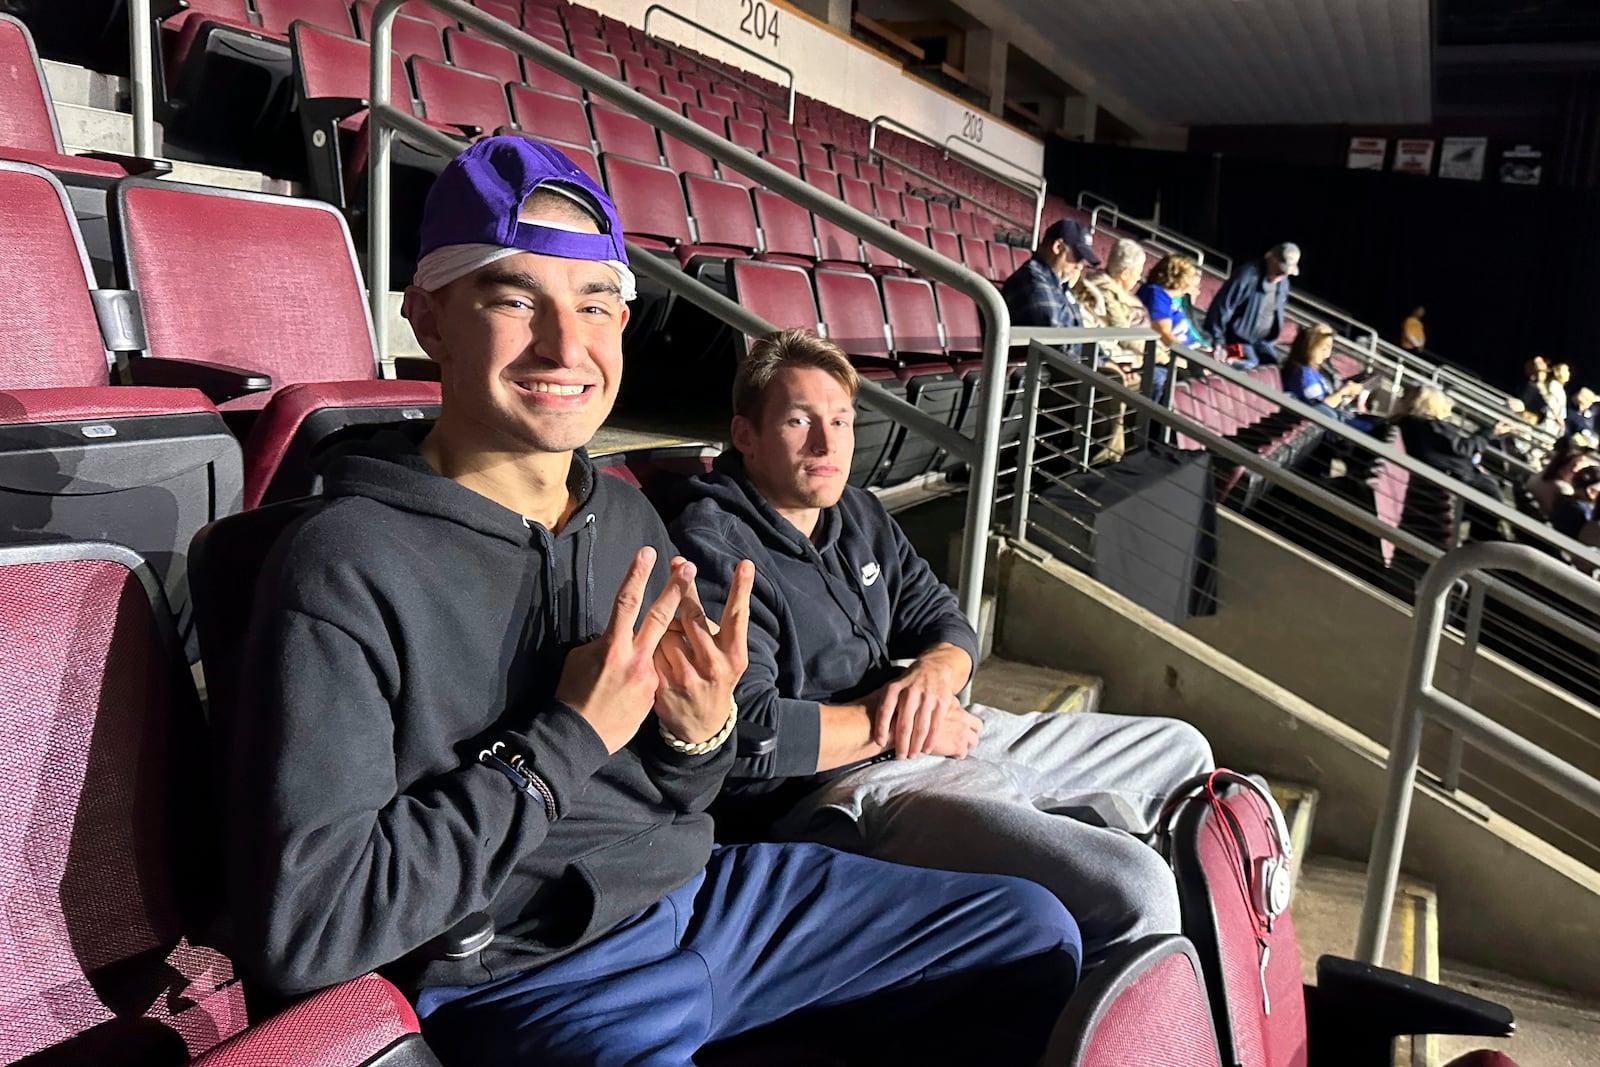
[416,842,1080,1066]
[1229,338,1281,369]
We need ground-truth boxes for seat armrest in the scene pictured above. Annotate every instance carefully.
[129,357,272,404]
[190,974,440,1067]
[1307,955,1513,1067]
[415,911,494,961]
[73,151,174,176]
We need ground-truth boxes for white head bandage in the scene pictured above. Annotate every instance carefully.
[412,220,637,301]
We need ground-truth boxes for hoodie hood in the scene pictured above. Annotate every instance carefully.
[692,451,846,558]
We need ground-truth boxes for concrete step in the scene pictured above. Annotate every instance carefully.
[969,656,1101,716]
[56,100,157,156]
[166,159,299,195]
[1293,858,1439,1067]
[42,59,126,110]
[1435,963,1600,1067]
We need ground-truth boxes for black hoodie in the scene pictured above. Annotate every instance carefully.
[223,433,731,998]
[669,454,980,812]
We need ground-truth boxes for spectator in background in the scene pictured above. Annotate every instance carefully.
[1137,254,1207,399]
[1075,237,1151,376]
[1568,386,1598,442]
[1551,465,1600,547]
[1394,385,1517,503]
[1400,305,1426,352]
[1203,241,1299,369]
[1519,356,1551,419]
[1001,218,1101,366]
[1526,435,1598,519]
[1279,323,1383,434]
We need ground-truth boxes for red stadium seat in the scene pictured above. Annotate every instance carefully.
[961,235,994,279]
[901,195,931,228]
[681,175,760,263]
[113,179,381,412]
[928,201,954,231]
[353,3,446,62]
[882,274,945,358]
[833,154,859,180]
[930,229,962,263]
[290,23,415,208]
[591,105,662,163]
[662,79,700,108]
[521,57,585,99]
[815,268,892,363]
[766,133,800,162]
[735,102,768,127]
[0,162,244,652]
[0,542,439,1066]
[700,93,736,119]
[686,104,728,136]
[800,142,831,170]
[572,47,621,80]
[814,213,863,268]
[508,86,593,145]
[873,187,904,223]
[445,28,523,83]
[538,136,601,184]
[893,221,930,249]
[951,206,978,237]
[473,0,521,27]
[840,175,877,216]
[803,166,841,197]
[600,154,692,247]
[727,119,765,155]
[752,189,817,263]
[934,282,983,353]
[729,260,821,338]
[856,160,882,185]
[1047,937,1221,1066]
[254,0,352,35]
[663,132,717,179]
[411,57,512,135]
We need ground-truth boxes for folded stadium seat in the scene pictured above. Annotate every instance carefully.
[573,47,623,80]
[353,3,447,62]
[524,18,570,50]
[1170,383,1206,450]
[900,194,931,228]
[154,1,296,165]
[872,187,905,224]
[662,79,700,108]
[1166,774,1515,1067]
[760,154,801,179]
[592,105,664,163]
[727,119,766,155]
[680,174,760,267]
[893,221,931,248]
[411,57,516,138]
[686,104,729,136]
[833,154,859,179]
[927,201,953,231]
[839,175,878,217]
[679,72,711,95]
[0,542,442,1067]
[734,102,767,127]
[986,241,1013,280]
[814,268,894,367]
[254,0,354,34]
[795,124,827,145]
[934,280,1026,453]
[930,229,962,263]
[622,63,663,94]
[813,213,866,270]
[951,206,977,237]
[766,133,800,163]
[729,259,822,335]
[508,86,593,147]
[242,381,441,508]
[799,142,831,170]
[444,28,523,83]
[663,131,717,179]
[599,154,692,250]
[803,166,841,197]
[972,211,996,239]
[879,275,968,483]
[959,236,994,280]
[700,92,737,119]
[751,190,818,264]
[856,160,882,185]
[881,159,906,190]
[474,0,523,26]
[1046,936,1222,1066]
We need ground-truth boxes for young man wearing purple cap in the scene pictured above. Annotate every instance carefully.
[222,136,1081,1066]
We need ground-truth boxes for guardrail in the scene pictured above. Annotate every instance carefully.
[641,4,795,123]
[129,0,157,156]
[867,114,1046,244]
[1356,542,1600,967]
[1087,203,1211,272]
[364,0,1013,649]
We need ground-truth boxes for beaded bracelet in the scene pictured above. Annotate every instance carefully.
[658,699,737,755]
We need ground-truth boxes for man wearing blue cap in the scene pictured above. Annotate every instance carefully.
[1001,218,1102,366]
[222,136,1081,1066]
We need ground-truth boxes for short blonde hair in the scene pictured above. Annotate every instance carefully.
[733,328,859,421]
[1398,384,1454,421]
[1148,254,1200,293]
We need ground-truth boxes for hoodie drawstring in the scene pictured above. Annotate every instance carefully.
[530,522,560,638]
[582,514,597,638]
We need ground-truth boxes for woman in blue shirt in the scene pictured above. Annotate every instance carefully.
[1137,254,1207,399]
[1280,323,1383,434]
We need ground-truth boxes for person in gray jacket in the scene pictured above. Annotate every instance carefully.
[671,328,1215,971]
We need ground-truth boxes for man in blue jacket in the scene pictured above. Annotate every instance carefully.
[1204,242,1300,368]
[671,328,1214,972]
[223,137,1082,1066]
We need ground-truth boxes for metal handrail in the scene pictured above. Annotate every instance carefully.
[1355,542,1600,966]
[366,0,1012,638]
[641,4,795,123]
[1088,203,1209,270]
[129,0,157,156]
[869,143,1034,239]
[1076,190,1119,213]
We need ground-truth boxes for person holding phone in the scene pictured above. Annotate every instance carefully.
[1280,323,1384,434]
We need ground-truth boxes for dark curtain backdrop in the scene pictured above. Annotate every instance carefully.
[1047,140,1600,394]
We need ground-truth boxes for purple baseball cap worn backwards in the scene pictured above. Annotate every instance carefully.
[414,136,635,300]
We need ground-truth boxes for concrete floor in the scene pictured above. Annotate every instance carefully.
[1434,966,1600,1067]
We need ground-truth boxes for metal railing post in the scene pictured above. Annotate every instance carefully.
[1442,577,1487,793]
[128,0,157,157]
[367,1,402,361]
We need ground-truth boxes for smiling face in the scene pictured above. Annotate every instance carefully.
[405,202,628,457]
[733,365,856,519]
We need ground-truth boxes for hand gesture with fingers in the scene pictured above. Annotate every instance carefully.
[556,547,692,754]
[654,558,756,747]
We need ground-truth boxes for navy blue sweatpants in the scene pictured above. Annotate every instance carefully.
[416,842,1081,1066]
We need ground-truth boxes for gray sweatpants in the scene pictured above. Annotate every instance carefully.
[772,706,1213,970]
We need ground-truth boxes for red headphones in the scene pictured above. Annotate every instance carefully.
[1158,769,1294,931]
